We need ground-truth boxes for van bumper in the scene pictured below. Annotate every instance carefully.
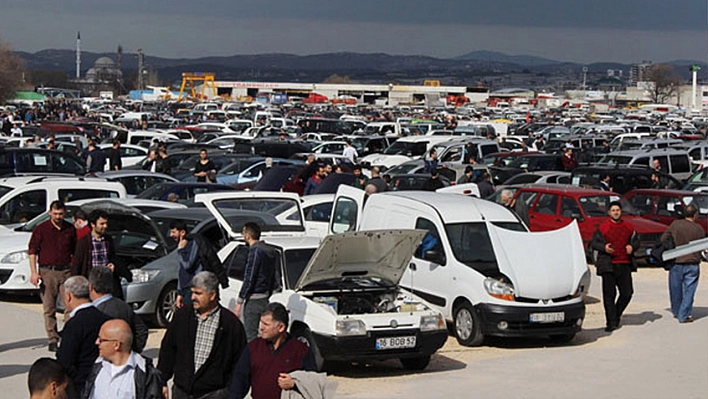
[475,301,585,338]
[313,329,448,361]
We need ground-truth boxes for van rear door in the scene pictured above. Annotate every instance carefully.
[329,185,366,235]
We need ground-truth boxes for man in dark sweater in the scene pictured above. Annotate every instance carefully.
[230,302,316,399]
[589,201,639,332]
[56,276,110,397]
[158,271,247,399]
[660,203,705,323]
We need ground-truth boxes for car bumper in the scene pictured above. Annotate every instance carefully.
[123,281,161,315]
[475,301,585,338]
[0,263,38,292]
[313,328,448,361]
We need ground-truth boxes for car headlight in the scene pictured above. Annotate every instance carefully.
[1,250,28,264]
[336,319,366,336]
[573,269,591,298]
[484,277,515,301]
[130,269,160,283]
[420,314,446,332]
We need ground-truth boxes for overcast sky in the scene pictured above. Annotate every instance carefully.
[1,0,706,64]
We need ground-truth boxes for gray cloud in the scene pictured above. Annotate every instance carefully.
[1,1,706,64]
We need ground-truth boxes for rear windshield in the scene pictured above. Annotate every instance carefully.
[383,141,428,156]
[0,185,12,199]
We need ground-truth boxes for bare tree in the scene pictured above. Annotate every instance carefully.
[0,37,25,104]
[645,64,683,104]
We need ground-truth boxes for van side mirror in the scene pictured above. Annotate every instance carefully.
[424,249,445,265]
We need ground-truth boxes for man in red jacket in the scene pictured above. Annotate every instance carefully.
[230,302,316,399]
[589,201,639,332]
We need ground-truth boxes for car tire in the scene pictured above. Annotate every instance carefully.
[549,332,576,343]
[400,355,431,370]
[453,301,484,347]
[291,324,324,371]
[154,282,178,328]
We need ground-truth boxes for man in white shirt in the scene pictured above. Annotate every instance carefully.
[10,123,23,137]
[342,140,358,163]
[82,319,163,399]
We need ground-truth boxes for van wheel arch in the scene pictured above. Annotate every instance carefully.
[452,299,484,347]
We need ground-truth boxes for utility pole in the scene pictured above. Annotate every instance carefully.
[76,31,81,79]
[691,64,701,111]
[582,66,588,91]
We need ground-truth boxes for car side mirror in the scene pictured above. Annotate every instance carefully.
[571,213,584,222]
[424,249,445,265]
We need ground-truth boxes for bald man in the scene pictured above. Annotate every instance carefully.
[81,320,163,399]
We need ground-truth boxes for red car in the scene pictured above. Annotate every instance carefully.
[515,184,667,263]
[624,189,708,233]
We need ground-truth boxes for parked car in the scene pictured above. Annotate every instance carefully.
[196,191,448,370]
[98,143,149,167]
[624,189,708,233]
[96,170,179,197]
[0,147,86,177]
[597,148,693,181]
[123,207,279,326]
[0,198,177,293]
[571,165,682,194]
[135,182,236,205]
[515,184,667,263]
[501,171,571,186]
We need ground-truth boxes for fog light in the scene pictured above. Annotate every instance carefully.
[498,321,508,330]
[576,318,583,327]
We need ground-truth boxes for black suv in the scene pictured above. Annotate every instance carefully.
[0,148,85,177]
[571,165,682,194]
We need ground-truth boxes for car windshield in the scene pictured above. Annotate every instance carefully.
[218,159,262,175]
[211,197,305,233]
[0,185,12,199]
[616,141,645,151]
[578,195,637,217]
[599,155,633,165]
[444,221,525,278]
[349,137,370,152]
[507,156,536,169]
[383,141,427,156]
[385,163,421,175]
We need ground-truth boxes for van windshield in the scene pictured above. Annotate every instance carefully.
[444,221,525,278]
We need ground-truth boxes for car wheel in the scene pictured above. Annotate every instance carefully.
[453,302,484,347]
[550,332,576,343]
[400,355,431,370]
[291,325,324,371]
[155,283,178,328]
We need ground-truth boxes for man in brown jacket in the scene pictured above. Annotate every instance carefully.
[660,203,705,323]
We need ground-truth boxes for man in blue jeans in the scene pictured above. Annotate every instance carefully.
[235,222,276,341]
[660,203,705,323]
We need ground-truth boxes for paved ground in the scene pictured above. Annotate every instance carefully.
[1,267,706,398]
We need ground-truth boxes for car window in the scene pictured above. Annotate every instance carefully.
[657,195,683,217]
[331,197,358,234]
[284,248,316,289]
[59,189,120,203]
[0,189,47,224]
[670,155,690,174]
[534,193,559,215]
[518,191,538,207]
[304,202,333,222]
[628,194,655,215]
[441,146,463,162]
[560,196,582,218]
[689,148,702,161]
[415,217,445,264]
[225,245,249,281]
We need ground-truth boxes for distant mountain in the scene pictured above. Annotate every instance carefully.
[454,50,562,66]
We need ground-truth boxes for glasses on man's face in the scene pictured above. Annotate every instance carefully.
[96,337,120,344]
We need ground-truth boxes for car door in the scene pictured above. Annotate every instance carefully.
[401,216,450,310]
[559,196,583,227]
[329,185,367,234]
[655,194,682,225]
[626,193,658,221]
[528,192,561,232]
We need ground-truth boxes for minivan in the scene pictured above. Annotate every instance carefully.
[598,148,693,180]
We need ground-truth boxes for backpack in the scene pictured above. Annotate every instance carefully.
[649,236,675,271]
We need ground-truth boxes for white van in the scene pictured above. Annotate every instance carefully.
[125,131,180,146]
[329,186,590,346]
[0,176,127,226]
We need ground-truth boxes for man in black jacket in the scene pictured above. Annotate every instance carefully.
[158,271,247,399]
[169,221,229,309]
[56,276,110,397]
[88,266,148,353]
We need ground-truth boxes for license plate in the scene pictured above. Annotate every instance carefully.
[529,312,565,323]
[376,336,416,350]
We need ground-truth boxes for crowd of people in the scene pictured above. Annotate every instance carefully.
[26,200,335,399]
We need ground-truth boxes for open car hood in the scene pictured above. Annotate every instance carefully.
[487,221,587,298]
[294,229,426,291]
